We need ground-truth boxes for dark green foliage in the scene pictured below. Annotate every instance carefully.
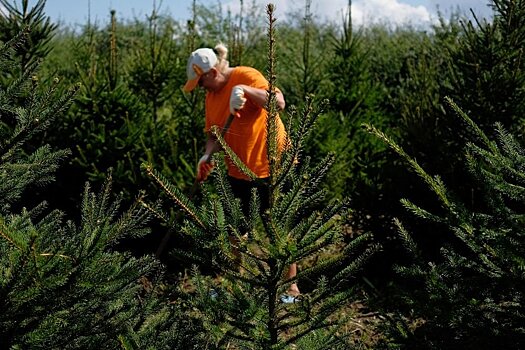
[354,20,461,243]
[145,97,376,350]
[38,11,204,216]
[0,0,57,74]
[390,0,525,203]
[359,22,459,211]
[126,7,184,121]
[0,25,190,349]
[3,0,524,347]
[0,179,162,349]
[314,8,391,206]
[366,98,525,349]
[344,2,525,294]
[446,0,525,135]
[0,31,76,215]
[383,0,525,219]
[142,6,377,348]
[278,0,331,106]
[117,282,212,350]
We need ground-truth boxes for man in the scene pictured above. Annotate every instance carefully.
[184,43,300,302]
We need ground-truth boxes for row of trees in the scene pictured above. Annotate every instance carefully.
[1,0,525,348]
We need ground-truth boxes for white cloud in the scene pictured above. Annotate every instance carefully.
[352,0,433,26]
[221,0,436,27]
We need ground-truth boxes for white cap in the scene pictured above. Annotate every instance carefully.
[183,48,217,92]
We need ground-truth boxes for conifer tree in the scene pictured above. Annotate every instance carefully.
[447,0,525,135]
[143,4,377,349]
[0,177,164,349]
[0,26,191,349]
[316,0,388,205]
[0,0,57,75]
[0,31,73,215]
[365,97,525,349]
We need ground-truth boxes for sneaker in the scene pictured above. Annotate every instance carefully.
[209,289,218,300]
[280,294,300,304]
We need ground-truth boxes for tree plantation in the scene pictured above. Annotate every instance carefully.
[1,0,524,349]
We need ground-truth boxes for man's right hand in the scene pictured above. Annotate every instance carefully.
[230,85,246,116]
[196,154,214,182]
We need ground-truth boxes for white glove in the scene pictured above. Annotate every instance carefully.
[230,85,246,115]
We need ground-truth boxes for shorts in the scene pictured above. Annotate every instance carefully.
[227,176,270,215]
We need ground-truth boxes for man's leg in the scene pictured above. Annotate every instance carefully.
[228,176,300,298]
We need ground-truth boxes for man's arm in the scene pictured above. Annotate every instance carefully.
[235,84,285,110]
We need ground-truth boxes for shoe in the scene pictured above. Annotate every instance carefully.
[209,289,218,300]
[280,294,300,304]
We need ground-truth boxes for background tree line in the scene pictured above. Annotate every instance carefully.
[1,0,524,348]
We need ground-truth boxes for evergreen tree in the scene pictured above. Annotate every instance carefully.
[0,31,73,215]
[316,0,389,205]
[278,0,330,106]
[365,98,525,349]
[0,26,195,350]
[447,0,525,135]
[0,0,57,75]
[143,5,377,349]
[0,177,163,349]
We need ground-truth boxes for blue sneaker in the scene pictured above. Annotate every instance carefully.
[280,294,300,304]
[209,289,218,300]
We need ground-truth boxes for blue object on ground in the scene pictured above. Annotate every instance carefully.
[209,289,218,300]
[280,294,300,304]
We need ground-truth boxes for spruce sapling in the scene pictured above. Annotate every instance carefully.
[143,4,377,349]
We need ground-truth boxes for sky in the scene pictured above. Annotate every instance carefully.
[24,0,495,28]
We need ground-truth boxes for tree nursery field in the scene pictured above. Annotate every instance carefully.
[1,0,524,349]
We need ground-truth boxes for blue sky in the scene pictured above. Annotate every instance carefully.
[25,0,494,28]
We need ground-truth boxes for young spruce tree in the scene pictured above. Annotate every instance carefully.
[365,98,525,349]
[0,26,190,349]
[143,4,377,349]
[0,0,57,75]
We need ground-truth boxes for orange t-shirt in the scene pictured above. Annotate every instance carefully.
[205,66,286,180]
